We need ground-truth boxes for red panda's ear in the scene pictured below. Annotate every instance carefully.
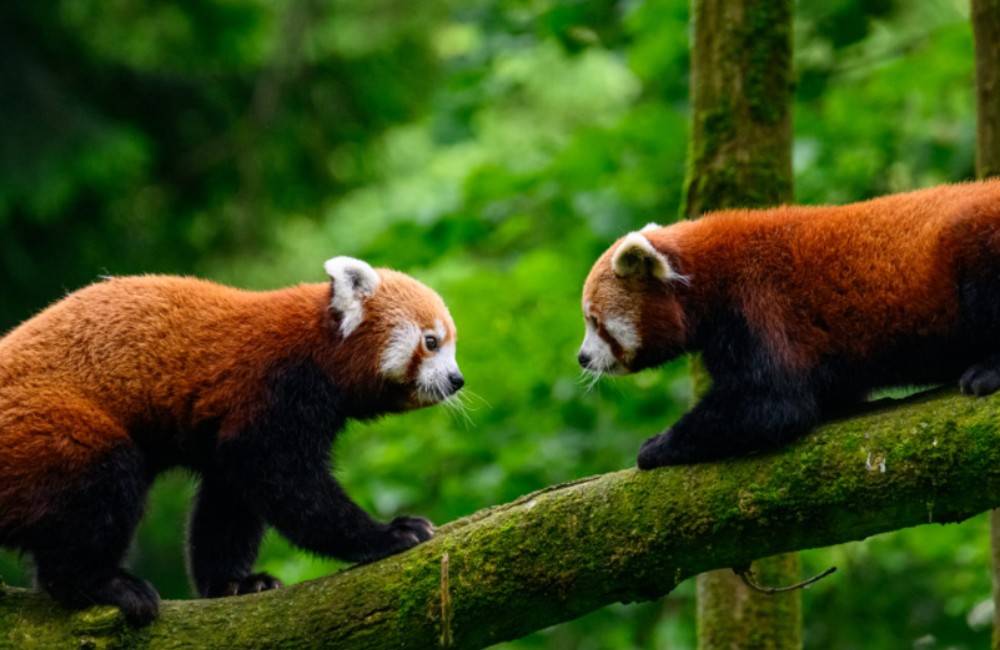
[324,256,381,337]
[612,232,683,283]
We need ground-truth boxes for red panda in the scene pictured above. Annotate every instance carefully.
[578,180,1000,469]
[0,257,463,624]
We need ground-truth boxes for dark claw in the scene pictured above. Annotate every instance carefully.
[390,515,435,543]
[354,515,435,565]
[207,572,283,598]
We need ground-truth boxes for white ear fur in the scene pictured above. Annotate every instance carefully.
[640,222,661,233]
[324,256,381,337]
[611,232,681,282]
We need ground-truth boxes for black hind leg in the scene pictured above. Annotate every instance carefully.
[36,568,159,625]
[960,354,1000,397]
[30,445,159,625]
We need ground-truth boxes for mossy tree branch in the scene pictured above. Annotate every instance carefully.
[3,388,1000,650]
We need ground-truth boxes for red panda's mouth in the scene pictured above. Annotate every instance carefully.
[598,361,631,376]
[605,361,630,375]
[408,374,464,409]
[414,387,447,406]
[579,354,629,376]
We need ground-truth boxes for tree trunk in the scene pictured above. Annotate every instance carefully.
[696,554,801,650]
[973,0,1000,180]
[1,388,998,649]
[683,0,798,647]
[683,0,793,217]
[971,2,1000,647]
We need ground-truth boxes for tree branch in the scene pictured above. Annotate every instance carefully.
[3,387,1000,649]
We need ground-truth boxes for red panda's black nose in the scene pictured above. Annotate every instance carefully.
[448,373,465,392]
[578,351,592,368]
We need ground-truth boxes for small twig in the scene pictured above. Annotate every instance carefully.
[733,564,837,595]
[439,553,453,648]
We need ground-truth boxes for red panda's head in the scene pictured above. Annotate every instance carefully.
[579,224,690,376]
[323,257,463,411]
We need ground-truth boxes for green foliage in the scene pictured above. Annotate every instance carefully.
[0,0,988,648]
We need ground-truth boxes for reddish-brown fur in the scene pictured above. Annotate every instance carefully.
[0,272,453,531]
[587,180,1000,372]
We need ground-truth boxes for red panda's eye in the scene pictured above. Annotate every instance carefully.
[424,335,439,351]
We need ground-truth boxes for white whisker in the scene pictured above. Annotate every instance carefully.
[454,389,489,411]
[585,368,604,393]
[443,393,474,428]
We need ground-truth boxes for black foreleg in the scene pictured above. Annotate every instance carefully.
[637,384,819,468]
[187,477,280,598]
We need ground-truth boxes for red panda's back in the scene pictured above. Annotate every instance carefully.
[675,180,1000,368]
[0,278,297,462]
[0,277,242,398]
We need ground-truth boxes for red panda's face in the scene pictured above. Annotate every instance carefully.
[579,225,689,376]
[324,258,462,411]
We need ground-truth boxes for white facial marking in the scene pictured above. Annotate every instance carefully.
[380,321,421,380]
[417,340,460,404]
[579,305,640,374]
[324,256,381,338]
[579,321,619,374]
[604,314,640,357]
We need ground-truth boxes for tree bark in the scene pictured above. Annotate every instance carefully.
[683,0,793,218]
[1,388,999,649]
[971,2,1000,647]
[683,0,797,646]
[973,0,1000,180]
[695,554,801,650]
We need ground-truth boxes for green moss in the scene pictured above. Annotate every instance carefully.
[683,101,791,213]
[696,104,735,166]
[71,607,126,636]
[740,0,793,125]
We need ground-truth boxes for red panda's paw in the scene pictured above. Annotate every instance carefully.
[387,515,435,546]
[360,516,435,564]
[205,572,283,598]
[637,431,693,469]
[959,362,1000,397]
[66,570,160,626]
